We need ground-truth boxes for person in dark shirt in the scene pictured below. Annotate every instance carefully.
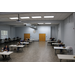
[17,42,21,51]
[27,38,30,42]
[51,37,54,41]
[2,45,9,59]
[57,40,61,43]
[59,43,64,53]
[50,37,52,39]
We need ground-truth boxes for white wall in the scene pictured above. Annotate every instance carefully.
[10,26,15,39]
[55,25,58,41]
[57,14,75,54]
[63,14,75,53]
[15,26,51,41]
[52,26,55,38]
[0,25,15,39]
[51,25,58,41]
[57,22,64,42]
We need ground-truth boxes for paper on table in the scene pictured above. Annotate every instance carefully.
[4,51,7,52]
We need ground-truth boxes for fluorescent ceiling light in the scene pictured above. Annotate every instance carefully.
[38,23,44,24]
[32,16,41,18]
[23,23,31,26]
[45,23,51,24]
[24,23,27,24]
[9,17,18,19]
[20,17,30,19]
[44,16,54,18]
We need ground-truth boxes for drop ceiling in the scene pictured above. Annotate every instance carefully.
[0,12,73,26]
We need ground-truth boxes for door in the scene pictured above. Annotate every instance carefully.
[39,34,46,41]
[24,34,30,40]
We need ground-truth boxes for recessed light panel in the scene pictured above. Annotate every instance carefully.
[9,17,18,19]
[32,16,41,18]
[20,17,30,19]
[44,16,54,18]
[45,23,51,24]
[38,23,44,24]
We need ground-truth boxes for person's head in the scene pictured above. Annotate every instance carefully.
[5,45,8,48]
[58,40,60,43]
[52,37,53,38]
[2,47,3,50]
[60,43,62,45]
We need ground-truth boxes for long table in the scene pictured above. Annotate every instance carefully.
[54,47,67,55]
[0,51,13,60]
[30,39,34,42]
[52,43,65,48]
[0,51,13,55]
[20,42,29,45]
[47,41,57,45]
[57,54,75,62]
[9,45,25,51]
[52,43,65,45]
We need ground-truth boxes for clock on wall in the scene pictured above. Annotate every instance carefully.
[33,30,36,33]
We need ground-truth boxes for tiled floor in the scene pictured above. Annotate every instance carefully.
[0,41,64,62]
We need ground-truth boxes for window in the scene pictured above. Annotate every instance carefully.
[1,30,8,39]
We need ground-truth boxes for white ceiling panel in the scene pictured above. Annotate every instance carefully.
[0,12,73,26]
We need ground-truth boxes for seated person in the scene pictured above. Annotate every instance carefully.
[50,37,52,39]
[23,39,25,42]
[1,47,4,52]
[57,40,61,43]
[26,38,28,42]
[51,37,54,41]
[18,42,21,45]
[59,43,64,53]
[27,38,30,42]
[20,40,23,42]
[50,37,52,40]
[23,39,26,42]
[13,38,15,41]
[17,42,21,51]
[59,43,64,47]
[2,45,9,59]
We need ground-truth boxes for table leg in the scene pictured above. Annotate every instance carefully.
[60,59,62,62]
[22,47,23,51]
[60,50,61,54]
[66,60,69,62]
[52,45,53,48]
[53,45,54,48]
[51,43,52,46]
[55,49,56,55]
[9,55,11,59]
[7,55,11,62]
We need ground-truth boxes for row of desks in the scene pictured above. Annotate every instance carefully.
[48,40,75,62]
[54,47,75,62]
[0,42,29,55]
[0,42,30,61]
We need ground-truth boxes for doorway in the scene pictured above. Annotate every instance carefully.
[24,34,30,40]
[39,34,46,41]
